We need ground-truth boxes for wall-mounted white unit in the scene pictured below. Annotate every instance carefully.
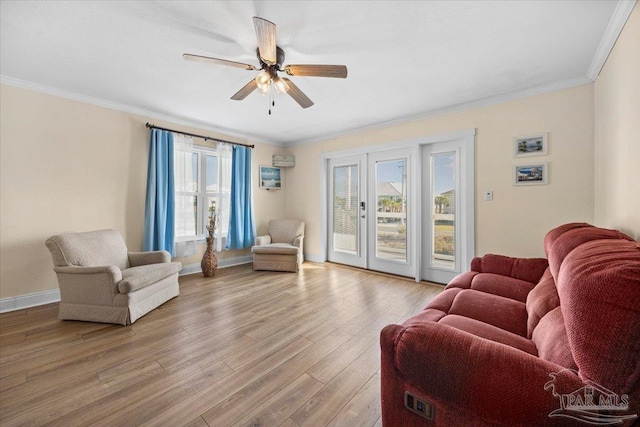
[272,155,295,167]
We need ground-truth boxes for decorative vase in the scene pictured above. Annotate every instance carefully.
[201,236,218,277]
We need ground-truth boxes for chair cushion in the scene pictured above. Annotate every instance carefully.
[45,229,129,270]
[118,262,181,294]
[268,219,304,244]
[251,243,299,255]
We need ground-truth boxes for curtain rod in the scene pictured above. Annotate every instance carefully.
[145,123,254,149]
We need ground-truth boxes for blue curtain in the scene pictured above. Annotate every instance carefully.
[226,145,255,249]
[143,129,175,255]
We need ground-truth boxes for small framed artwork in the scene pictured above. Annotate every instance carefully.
[514,133,548,157]
[514,163,548,186]
[259,165,282,190]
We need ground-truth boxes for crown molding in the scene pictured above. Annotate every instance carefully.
[1,72,592,151]
[284,76,592,148]
[587,0,637,81]
[0,75,283,147]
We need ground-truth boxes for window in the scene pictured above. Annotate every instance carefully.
[174,143,231,243]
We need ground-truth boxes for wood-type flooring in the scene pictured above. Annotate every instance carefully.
[0,262,442,426]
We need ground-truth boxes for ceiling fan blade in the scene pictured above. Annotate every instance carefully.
[282,78,314,109]
[183,53,256,71]
[231,79,258,100]
[253,17,277,65]
[284,64,348,78]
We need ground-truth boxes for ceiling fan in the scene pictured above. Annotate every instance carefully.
[183,17,348,112]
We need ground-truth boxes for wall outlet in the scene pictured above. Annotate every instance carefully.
[484,190,493,201]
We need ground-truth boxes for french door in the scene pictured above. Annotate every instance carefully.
[325,130,475,282]
[327,155,367,268]
[327,149,416,277]
[421,140,475,284]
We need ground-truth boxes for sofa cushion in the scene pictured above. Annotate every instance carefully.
[470,253,549,284]
[463,273,536,303]
[423,287,464,313]
[415,287,529,338]
[531,306,576,370]
[118,262,181,294]
[557,238,640,398]
[447,268,539,304]
[439,315,538,355]
[448,289,528,337]
[544,223,633,282]
[525,268,559,338]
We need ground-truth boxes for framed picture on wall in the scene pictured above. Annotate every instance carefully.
[514,163,548,186]
[259,165,282,190]
[514,133,548,157]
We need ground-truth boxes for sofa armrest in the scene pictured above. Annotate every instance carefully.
[470,254,548,283]
[254,235,272,246]
[128,250,171,267]
[293,235,304,249]
[381,322,583,425]
[53,265,122,305]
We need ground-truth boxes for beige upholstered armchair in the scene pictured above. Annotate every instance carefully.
[45,229,182,325]
[252,219,305,272]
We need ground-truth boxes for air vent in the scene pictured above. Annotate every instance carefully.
[273,155,295,167]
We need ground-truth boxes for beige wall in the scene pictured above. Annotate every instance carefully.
[285,84,595,260]
[594,4,640,239]
[5,8,637,302]
[0,84,285,300]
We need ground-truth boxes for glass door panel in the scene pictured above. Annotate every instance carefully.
[375,159,407,262]
[431,152,456,270]
[333,164,359,254]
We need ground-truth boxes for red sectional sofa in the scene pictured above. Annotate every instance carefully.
[381,223,640,426]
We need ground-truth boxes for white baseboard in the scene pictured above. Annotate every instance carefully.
[0,289,61,314]
[179,255,253,276]
[304,253,326,263]
[1,255,254,313]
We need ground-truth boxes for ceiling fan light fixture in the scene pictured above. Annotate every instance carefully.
[183,17,347,110]
[258,84,270,96]
[273,76,289,94]
[255,71,271,91]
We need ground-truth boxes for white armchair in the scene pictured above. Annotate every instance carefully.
[251,219,305,272]
[45,229,182,325]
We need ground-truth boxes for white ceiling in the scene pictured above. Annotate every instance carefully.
[0,1,629,146]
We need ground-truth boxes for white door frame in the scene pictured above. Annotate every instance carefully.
[319,128,475,282]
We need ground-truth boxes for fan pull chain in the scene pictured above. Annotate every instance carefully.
[268,84,276,115]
